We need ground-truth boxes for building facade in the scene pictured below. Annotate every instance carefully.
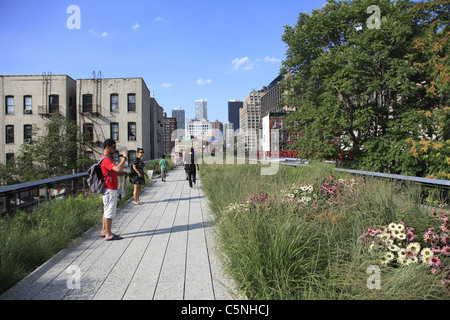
[239,88,267,151]
[228,100,243,132]
[172,106,185,129]
[0,74,76,165]
[185,119,212,140]
[163,116,177,155]
[76,77,152,164]
[194,98,207,121]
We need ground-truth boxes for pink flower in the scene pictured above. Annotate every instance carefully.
[406,249,417,258]
[442,246,450,256]
[429,256,442,268]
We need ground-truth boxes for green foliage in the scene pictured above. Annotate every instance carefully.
[200,163,449,299]
[0,113,94,184]
[280,0,449,179]
[0,194,103,294]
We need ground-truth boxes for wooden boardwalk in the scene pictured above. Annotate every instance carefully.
[1,167,235,300]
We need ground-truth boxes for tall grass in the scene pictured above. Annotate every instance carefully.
[0,157,175,295]
[200,162,449,299]
[0,194,103,294]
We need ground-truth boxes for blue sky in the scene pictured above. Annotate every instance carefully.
[0,0,327,123]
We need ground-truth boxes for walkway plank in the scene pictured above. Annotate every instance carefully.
[0,167,235,300]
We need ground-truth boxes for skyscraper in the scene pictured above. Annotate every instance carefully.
[228,100,243,131]
[195,98,207,121]
[172,106,185,129]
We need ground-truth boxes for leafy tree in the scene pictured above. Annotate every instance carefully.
[280,0,449,179]
[0,114,94,185]
[401,0,450,179]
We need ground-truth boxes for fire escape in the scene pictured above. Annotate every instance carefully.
[79,71,115,154]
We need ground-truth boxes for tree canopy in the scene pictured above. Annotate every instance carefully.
[280,0,449,179]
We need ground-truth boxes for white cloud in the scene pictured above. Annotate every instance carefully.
[131,22,140,30]
[154,17,166,22]
[197,78,212,85]
[230,56,280,72]
[257,56,281,64]
[231,57,254,71]
[89,29,108,37]
[161,82,172,88]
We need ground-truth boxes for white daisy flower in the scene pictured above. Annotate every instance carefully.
[397,233,406,241]
[385,252,395,261]
[388,244,399,252]
[407,242,421,254]
[388,223,398,231]
[398,249,407,258]
[409,256,419,264]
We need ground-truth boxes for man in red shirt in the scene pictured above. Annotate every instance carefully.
[101,139,128,241]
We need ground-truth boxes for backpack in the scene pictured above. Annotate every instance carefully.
[87,156,110,194]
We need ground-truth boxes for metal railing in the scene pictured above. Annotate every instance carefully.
[0,159,160,216]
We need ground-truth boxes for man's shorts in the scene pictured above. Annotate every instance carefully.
[102,189,118,219]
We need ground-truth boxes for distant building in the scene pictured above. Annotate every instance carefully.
[172,106,185,129]
[211,120,223,139]
[223,121,234,145]
[186,118,212,140]
[0,74,76,165]
[195,98,207,121]
[228,100,243,131]
[260,73,295,120]
[163,117,177,155]
[239,88,267,151]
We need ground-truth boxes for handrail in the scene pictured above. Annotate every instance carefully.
[333,168,450,188]
[276,159,449,188]
[0,158,160,215]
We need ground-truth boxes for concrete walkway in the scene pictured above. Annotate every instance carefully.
[1,167,235,300]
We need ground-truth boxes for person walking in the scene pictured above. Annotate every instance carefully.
[183,148,190,180]
[186,147,199,188]
[100,139,127,241]
[130,148,148,205]
[159,155,169,182]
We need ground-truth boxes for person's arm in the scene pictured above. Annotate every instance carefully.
[112,150,128,172]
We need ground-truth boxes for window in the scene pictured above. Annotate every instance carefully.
[24,96,32,114]
[84,123,94,142]
[24,125,32,143]
[6,125,14,144]
[128,94,136,112]
[6,96,14,114]
[110,94,118,112]
[49,95,59,113]
[111,122,119,141]
[82,94,93,113]
[6,153,14,164]
[128,122,136,140]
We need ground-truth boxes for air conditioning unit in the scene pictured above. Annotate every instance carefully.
[129,136,136,141]
[24,139,32,144]
[24,109,32,114]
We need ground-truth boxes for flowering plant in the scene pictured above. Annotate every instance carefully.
[359,209,450,293]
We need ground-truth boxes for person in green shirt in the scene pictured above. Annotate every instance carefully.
[159,155,169,182]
